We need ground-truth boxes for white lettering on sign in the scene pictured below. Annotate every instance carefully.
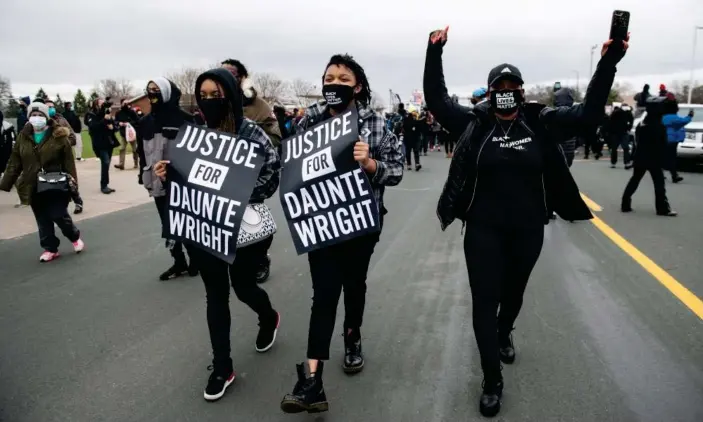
[187,158,230,191]
[175,125,260,168]
[302,146,336,182]
[292,199,376,248]
[283,110,354,163]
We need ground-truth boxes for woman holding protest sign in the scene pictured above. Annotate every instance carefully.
[137,77,199,281]
[154,68,281,402]
[425,26,628,417]
[280,54,404,415]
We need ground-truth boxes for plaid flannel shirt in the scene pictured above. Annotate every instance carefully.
[295,101,404,211]
[237,117,281,202]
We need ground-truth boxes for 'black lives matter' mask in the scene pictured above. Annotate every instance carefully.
[322,84,355,112]
[490,89,523,116]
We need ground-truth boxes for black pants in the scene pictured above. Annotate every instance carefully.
[189,237,276,371]
[30,192,80,252]
[307,231,381,360]
[154,196,187,264]
[96,148,113,188]
[463,223,544,379]
[665,143,679,179]
[442,132,455,154]
[565,153,574,167]
[622,165,671,214]
[404,138,420,166]
[609,133,631,165]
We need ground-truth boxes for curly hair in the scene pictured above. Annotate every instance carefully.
[221,59,249,78]
[322,54,372,108]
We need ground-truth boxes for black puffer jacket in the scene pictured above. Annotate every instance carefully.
[553,88,577,157]
[424,36,624,230]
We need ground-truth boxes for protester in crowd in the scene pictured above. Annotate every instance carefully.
[280,53,404,415]
[622,96,678,216]
[221,58,282,284]
[154,68,281,402]
[662,98,692,184]
[553,87,578,167]
[84,98,118,194]
[471,87,488,105]
[0,102,84,261]
[634,83,651,117]
[136,77,198,281]
[63,102,84,162]
[424,26,627,417]
[273,104,289,139]
[607,102,634,168]
[403,110,423,171]
[659,83,668,97]
[430,112,442,151]
[114,99,139,170]
[17,96,31,130]
[0,111,16,176]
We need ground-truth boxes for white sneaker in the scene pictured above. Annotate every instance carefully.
[72,238,85,253]
[39,251,60,262]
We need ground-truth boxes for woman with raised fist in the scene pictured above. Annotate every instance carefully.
[425,26,629,417]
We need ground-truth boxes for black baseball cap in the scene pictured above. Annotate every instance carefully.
[487,63,524,87]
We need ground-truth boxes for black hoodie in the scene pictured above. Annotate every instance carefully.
[195,68,244,132]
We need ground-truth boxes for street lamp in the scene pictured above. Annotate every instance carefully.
[589,44,599,77]
[687,25,703,105]
[572,70,580,94]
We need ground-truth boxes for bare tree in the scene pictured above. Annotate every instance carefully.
[0,75,12,110]
[291,78,316,107]
[253,72,289,104]
[167,67,202,109]
[97,78,134,100]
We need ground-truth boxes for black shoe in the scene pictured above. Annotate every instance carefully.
[203,365,235,402]
[479,378,504,418]
[281,362,329,414]
[256,311,280,353]
[498,332,515,364]
[73,204,83,215]
[101,187,113,194]
[114,164,125,170]
[657,210,678,217]
[187,261,199,277]
[255,255,271,284]
[673,176,683,183]
[343,329,364,374]
[415,164,422,171]
[621,205,633,213]
[159,262,189,280]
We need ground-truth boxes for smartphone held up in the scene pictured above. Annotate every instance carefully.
[610,10,630,41]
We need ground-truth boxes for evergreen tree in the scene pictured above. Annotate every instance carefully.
[5,98,21,118]
[55,94,65,113]
[35,87,48,100]
[74,89,88,115]
[88,90,99,109]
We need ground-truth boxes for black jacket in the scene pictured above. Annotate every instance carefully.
[608,107,634,134]
[424,38,623,230]
[553,88,578,156]
[402,115,422,142]
[115,107,139,136]
[84,108,118,151]
[633,118,667,167]
[63,109,83,133]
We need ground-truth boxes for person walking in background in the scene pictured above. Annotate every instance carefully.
[553,87,578,167]
[662,99,692,184]
[136,77,199,280]
[84,98,118,194]
[403,110,422,171]
[0,102,85,262]
[634,83,651,117]
[0,111,16,176]
[63,102,84,162]
[115,98,139,170]
[622,97,677,216]
[17,96,31,130]
[607,103,634,168]
[658,84,669,97]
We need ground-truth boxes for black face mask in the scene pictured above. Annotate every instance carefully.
[322,84,355,112]
[490,89,523,116]
[199,98,228,129]
[147,93,162,107]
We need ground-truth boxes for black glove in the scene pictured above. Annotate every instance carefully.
[688,110,695,117]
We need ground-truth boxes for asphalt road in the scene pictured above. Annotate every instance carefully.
[1,152,702,422]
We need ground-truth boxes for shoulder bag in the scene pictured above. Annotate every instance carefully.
[33,146,70,194]
[237,203,277,247]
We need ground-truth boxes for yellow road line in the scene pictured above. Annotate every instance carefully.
[580,193,703,320]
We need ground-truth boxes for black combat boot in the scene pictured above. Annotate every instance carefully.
[342,329,364,374]
[498,331,516,364]
[479,375,504,418]
[281,362,329,414]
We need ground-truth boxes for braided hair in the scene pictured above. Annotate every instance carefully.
[323,54,372,108]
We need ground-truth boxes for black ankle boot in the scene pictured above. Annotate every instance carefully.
[343,329,364,374]
[479,377,504,418]
[499,332,515,364]
[159,261,189,280]
[187,260,199,277]
[281,362,329,414]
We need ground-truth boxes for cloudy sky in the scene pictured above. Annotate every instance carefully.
[2,0,702,104]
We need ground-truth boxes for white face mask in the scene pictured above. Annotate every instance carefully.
[29,116,47,131]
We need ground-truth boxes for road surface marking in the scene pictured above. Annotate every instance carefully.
[580,193,703,320]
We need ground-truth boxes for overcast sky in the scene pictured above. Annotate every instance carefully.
[2,0,703,104]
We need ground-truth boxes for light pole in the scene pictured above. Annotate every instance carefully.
[572,70,580,95]
[589,44,599,78]
[687,26,703,105]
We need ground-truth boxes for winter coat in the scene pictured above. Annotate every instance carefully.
[633,120,667,167]
[553,88,577,157]
[115,107,139,137]
[608,108,634,134]
[52,113,77,146]
[241,78,282,147]
[84,108,118,151]
[63,109,83,133]
[662,114,692,143]
[423,36,623,229]
[0,124,77,205]
[17,109,28,131]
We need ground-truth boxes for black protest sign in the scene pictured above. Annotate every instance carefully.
[279,107,380,255]
[166,123,264,264]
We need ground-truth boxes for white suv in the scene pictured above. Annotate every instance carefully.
[632,104,703,159]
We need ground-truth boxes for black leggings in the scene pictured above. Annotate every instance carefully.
[189,237,277,371]
[307,231,381,360]
[463,223,544,378]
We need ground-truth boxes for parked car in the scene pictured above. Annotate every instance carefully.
[631,104,703,160]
